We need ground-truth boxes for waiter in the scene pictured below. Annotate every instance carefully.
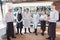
[46,3,59,40]
[16,7,23,35]
[33,10,39,35]
[5,8,16,40]
[40,10,47,36]
[23,8,31,34]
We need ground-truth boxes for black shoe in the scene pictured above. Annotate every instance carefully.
[35,29,38,35]
[52,38,55,40]
[46,37,51,40]
[28,28,31,33]
[7,38,10,40]
[24,28,26,34]
[24,32,26,34]
[41,33,44,36]
[20,33,23,35]
[16,33,19,35]
[29,31,32,33]
[35,33,38,35]
[33,31,35,33]
[12,36,16,38]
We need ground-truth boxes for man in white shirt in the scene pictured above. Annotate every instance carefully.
[5,8,16,40]
[46,3,59,40]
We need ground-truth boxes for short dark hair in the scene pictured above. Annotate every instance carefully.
[26,8,29,11]
[20,7,22,9]
[43,10,46,14]
[52,3,56,6]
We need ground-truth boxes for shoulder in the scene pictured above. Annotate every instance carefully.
[55,10,59,13]
[45,14,47,16]
[40,15,43,16]
[5,13,8,16]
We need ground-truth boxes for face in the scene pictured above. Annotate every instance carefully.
[24,9,26,12]
[19,8,22,14]
[26,9,29,12]
[52,5,56,10]
[8,9,12,13]
[42,11,46,15]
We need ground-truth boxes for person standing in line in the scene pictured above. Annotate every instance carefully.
[23,8,31,34]
[33,10,39,35]
[40,10,48,36]
[5,8,16,40]
[16,7,23,35]
[46,3,59,40]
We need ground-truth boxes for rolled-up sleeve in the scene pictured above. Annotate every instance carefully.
[55,11,59,21]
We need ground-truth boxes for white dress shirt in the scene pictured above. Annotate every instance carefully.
[23,12,31,28]
[33,13,39,23]
[5,13,13,23]
[23,12,31,20]
[40,14,47,21]
[49,10,59,22]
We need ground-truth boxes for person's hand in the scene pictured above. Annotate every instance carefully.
[18,21,20,23]
[47,17,50,21]
[18,21,21,23]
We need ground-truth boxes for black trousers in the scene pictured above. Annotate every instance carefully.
[16,22,23,34]
[41,21,46,33]
[6,22,14,39]
[48,22,56,39]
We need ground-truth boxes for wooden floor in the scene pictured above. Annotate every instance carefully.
[1,22,60,40]
[3,27,60,40]
[4,33,60,40]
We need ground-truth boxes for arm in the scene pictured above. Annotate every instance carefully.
[40,15,43,20]
[55,11,59,21]
[5,14,7,23]
[37,14,40,22]
[16,14,20,23]
[20,19,23,23]
[44,15,48,21]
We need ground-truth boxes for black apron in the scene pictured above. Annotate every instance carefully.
[17,13,23,29]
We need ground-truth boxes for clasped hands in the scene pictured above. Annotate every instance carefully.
[18,21,21,23]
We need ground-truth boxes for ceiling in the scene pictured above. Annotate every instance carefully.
[2,0,60,3]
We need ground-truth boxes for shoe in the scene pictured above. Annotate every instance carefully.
[24,32,27,34]
[12,36,16,38]
[35,33,38,35]
[24,28,26,34]
[41,33,44,36]
[20,33,23,35]
[33,31,35,33]
[16,33,18,35]
[7,38,10,40]
[35,29,38,35]
[28,28,31,33]
[29,32,32,33]
[52,38,55,40]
